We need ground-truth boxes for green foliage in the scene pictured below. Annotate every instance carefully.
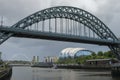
[57,50,116,64]
[104,51,115,58]
[98,51,104,56]
[91,52,96,56]
[57,58,76,64]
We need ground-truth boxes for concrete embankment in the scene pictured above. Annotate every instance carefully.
[56,64,82,69]
[56,64,111,70]
[111,63,120,77]
[0,67,12,80]
[31,62,53,68]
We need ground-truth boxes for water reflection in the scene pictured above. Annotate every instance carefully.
[10,67,120,80]
[32,68,63,80]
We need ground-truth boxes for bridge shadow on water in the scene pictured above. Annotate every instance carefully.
[82,72,120,80]
[112,77,120,80]
[72,69,120,80]
[83,73,120,80]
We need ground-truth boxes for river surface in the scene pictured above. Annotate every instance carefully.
[10,67,119,80]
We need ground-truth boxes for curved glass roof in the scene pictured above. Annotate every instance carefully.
[59,48,93,58]
[60,48,93,58]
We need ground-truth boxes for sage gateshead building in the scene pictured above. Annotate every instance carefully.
[59,48,94,59]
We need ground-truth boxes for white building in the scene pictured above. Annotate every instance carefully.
[32,56,39,63]
[44,56,58,63]
[59,48,93,58]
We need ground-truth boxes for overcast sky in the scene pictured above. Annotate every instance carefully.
[0,0,120,61]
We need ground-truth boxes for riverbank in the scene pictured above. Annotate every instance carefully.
[111,63,120,77]
[0,61,12,80]
[31,62,53,68]
[0,67,12,80]
[31,63,112,70]
[56,64,111,70]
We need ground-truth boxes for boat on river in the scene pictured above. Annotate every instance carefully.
[31,62,53,68]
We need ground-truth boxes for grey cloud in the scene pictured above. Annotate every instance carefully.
[0,0,119,61]
[95,0,120,37]
[0,0,51,25]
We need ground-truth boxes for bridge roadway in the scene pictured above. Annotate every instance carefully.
[0,27,120,46]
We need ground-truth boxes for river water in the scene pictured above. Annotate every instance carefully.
[10,67,119,80]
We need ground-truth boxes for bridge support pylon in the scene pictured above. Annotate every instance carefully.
[109,45,120,60]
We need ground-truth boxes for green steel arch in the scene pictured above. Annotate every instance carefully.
[12,6,117,41]
[0,6,120,59]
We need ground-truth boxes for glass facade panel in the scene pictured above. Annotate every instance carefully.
[59,48,93,58]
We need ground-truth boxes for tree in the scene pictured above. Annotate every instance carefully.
[91,52,96,56]
[104,51,115,58]
[97,51,103,56]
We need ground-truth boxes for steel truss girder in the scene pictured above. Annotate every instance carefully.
[11,6,117,41]
[109,45,120,60]
[0,6,120,59]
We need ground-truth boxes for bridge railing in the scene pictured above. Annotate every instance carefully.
[0,26,120,45]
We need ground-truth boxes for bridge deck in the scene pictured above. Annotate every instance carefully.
[0,27,120,46]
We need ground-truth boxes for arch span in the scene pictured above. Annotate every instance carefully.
[0,6,120,59]
[12,6,118,41]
